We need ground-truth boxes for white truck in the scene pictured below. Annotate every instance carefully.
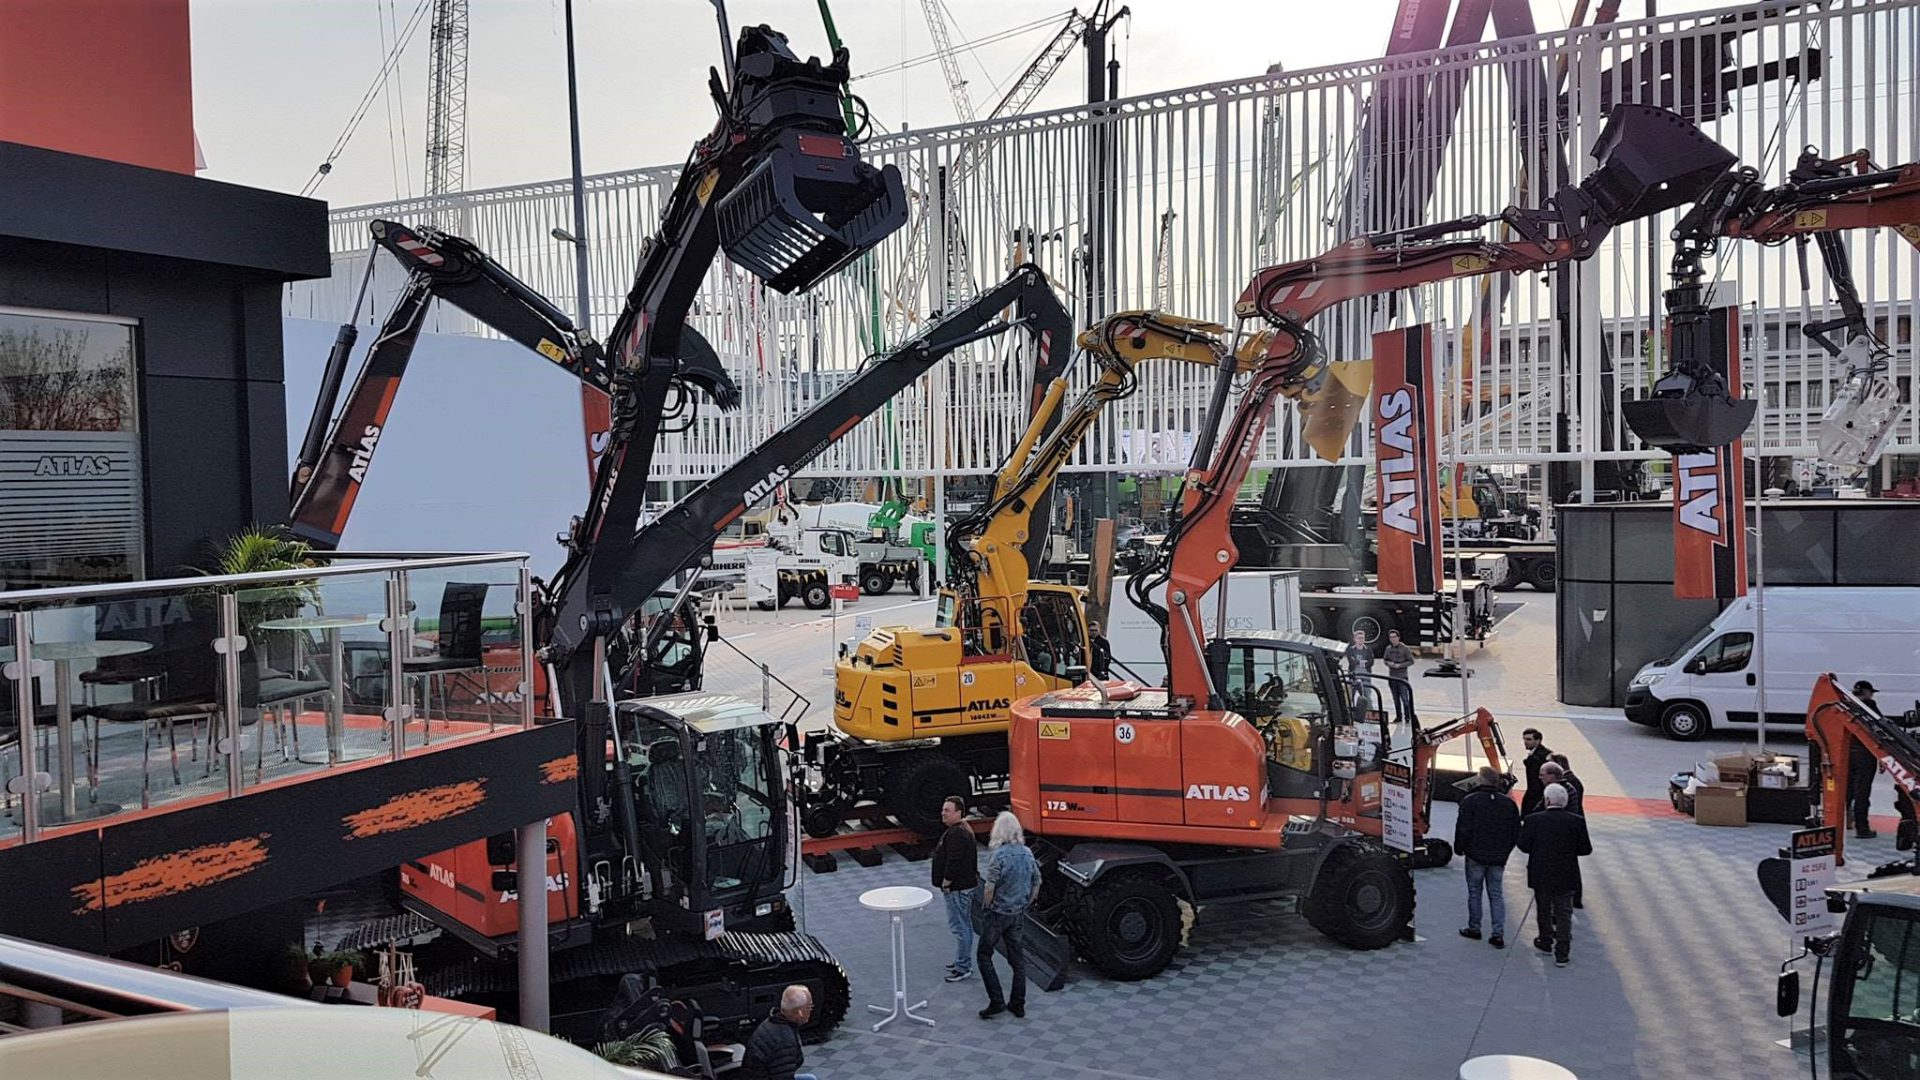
[1624,586,1920,740]
[741,527,928,609]
[1107,569,1305,684]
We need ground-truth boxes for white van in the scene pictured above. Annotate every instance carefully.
[1624,587,1920,740]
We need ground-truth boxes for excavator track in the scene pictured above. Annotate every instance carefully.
[421,929,849,1044]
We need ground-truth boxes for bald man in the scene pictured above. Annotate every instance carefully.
[739,984,817,1080]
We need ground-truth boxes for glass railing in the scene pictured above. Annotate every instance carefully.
[1,552,534,845]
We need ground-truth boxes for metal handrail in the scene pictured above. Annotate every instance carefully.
[0,551,532,609]
[0,934,301,1021]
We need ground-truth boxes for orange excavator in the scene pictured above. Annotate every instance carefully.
[1006,103,1736,981]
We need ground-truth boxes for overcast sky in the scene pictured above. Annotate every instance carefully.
[189,0,1736,210]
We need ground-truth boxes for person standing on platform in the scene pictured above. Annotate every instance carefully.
[931,795,979,983]
[1381,629,1416,724]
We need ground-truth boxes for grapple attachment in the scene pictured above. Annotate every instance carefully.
[1623,375,1758,454]
[1578,103,1738,224]
[1819,342,1907,468]
[717,129,907,294]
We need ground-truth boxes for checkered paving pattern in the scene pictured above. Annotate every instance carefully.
[790,805,1826,1079]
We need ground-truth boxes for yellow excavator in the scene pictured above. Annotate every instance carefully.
[801,312,1268,835]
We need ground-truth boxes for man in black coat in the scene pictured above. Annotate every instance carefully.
[1088,620,1112,680]
[931,795,980,981]
[738,985,816,1080]
[1850,680,1883,838]
[1519,728,1552,815]
[1517,784,1592,967]
[1455,766,1520,948]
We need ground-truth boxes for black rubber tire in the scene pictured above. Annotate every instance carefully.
[860,569,890,596]
[1300,608,1326,637]
[801,579,830,610]
[802,800,846,840]
[1528,559,1557,592]
[1076,873,1182,981]
[1340,613,1385,645]
[1408,837,1453,870]
[883,753,972,836]
[1303,842,1415,950]
[1661,701,1711,741]
[755,599,777,611]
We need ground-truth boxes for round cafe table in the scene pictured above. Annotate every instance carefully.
[1459,1055,1578,1080]
[255,614,382,765]
[0,639,150,821]
[858,885,936,1032]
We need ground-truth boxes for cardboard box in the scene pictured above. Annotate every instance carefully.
[1713,752,1760,784]
[1695,782,1749,827]
[1756,769,1791,789]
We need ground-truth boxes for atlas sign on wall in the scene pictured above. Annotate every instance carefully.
[0,309,143,588]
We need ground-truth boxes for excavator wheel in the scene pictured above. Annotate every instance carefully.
[802,799,847,840]
[1073,871,1184,981]
[801,579,831,610]
[883,753,971,836]
[1303,841,1415,950]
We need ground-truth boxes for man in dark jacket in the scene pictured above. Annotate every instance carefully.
[1455,766,1520,948]
[1519,728,1552,815]
[1088,620,1112,680]
[931,795,980,981]
[1850,680,1882,838]
[1381,629,1417,724]
[739,985,816,1080]
[1542,757,1586,908]
[1517,784,1592,967]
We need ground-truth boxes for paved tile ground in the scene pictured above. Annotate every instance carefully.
[755,594,1896,1079]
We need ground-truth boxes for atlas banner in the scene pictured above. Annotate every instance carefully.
[1673,305,1748,600]
[1371,326,1443,595]
[1381,760,1415,854]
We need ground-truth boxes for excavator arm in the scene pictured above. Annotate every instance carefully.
[542,265,1067,704]
[941,310,1237,633]
[1144,105,1735,705]
[285,220,690,548]
[1637,151,1920,461]
[1807,673,1920,869]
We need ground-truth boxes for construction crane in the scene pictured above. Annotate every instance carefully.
[1151,210,1176,309]
[884,9,1093,337]
[423,0,469,225]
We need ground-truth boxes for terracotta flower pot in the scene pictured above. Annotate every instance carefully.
[331,963,353,988]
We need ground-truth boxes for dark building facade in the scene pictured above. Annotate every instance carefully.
[1558,499,1920,708]
[0,142,328,587]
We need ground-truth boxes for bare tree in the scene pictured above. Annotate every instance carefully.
[0,326,133,431]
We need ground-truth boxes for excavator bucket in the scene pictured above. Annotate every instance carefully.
[1287,360,1374,463]
[1623,380,1758,454]
[717,130,908,294]
[1578,103,1738,223]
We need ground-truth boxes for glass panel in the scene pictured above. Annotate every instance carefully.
[1837,911,1920,1076]
[1224,643,1329,784]
[696,727,777,894]
[239,563,393,776]
[397,561,526,750]
[0,310,143,589]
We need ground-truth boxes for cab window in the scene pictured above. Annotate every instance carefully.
[1223,644,1330,781]
[819,532,845,556]
[1020,591,1086,679]
[1688,632,1754,674]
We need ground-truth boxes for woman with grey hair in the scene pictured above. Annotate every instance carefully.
[976,811,1039,1019]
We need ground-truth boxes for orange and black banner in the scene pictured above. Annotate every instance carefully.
[1673,304,1748,600]
[0,723,575,954]
[1372,326,1443,596]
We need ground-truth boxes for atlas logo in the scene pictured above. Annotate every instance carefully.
[1881,753,1917,798]
[744,465,791,509]
[965,698,1012,713]
[1376,389,1423,536]
[1675,452,1724,538]
[498,872,571,902]
[347,425,382,483]
[1186,783,1251,801]
[34,454,112,477]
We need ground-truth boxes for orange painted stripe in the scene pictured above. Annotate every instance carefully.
[829,414,863,439]
[341,781,487,840]
[73,835,272,914]
[715,504,745,531]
